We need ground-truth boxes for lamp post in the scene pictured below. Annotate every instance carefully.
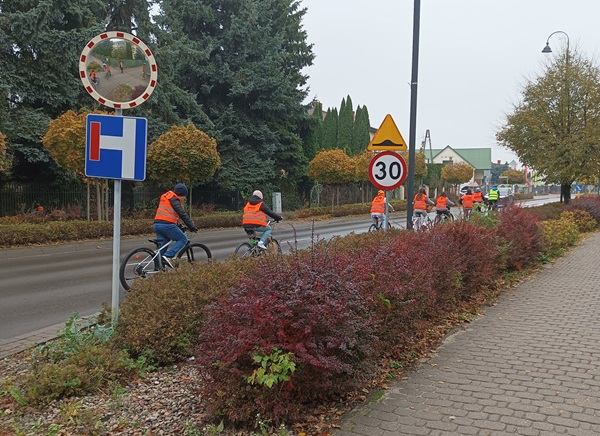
[542,30,569,65]
[542,30,570,203]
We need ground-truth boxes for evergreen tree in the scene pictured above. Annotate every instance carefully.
[155,0,314,191]
[301,100,323,161]
[0,0,107,183]
[321,107,338,149]
[350,105,371,155]
[337,95,353,152]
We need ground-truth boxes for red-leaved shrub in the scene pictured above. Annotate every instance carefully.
[197,249,377,425]
[567,196,600,224]
[496,204,544,270]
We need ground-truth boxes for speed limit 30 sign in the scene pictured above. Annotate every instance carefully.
[368,151,408,190]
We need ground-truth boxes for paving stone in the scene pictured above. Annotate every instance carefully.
[333,233,600,435]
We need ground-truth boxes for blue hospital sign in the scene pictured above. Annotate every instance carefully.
[85,114,147,181]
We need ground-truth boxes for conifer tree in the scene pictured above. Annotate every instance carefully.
[321,108,338,149]
[350,105,371,155]
[337,95,354,152]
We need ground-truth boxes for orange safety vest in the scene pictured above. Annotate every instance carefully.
[154,191,182,224]
[461,194,474,209]
[436,196,447,209]
[242,202,267,226]
[371,195,386,213]
[473,191,483,202]
[414,194,428,210]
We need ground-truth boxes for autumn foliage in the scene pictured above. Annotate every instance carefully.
[441,162,474,185]
[147,123,221,186]
[41,109,113,178]
[0,131,8,173]
[308,149,355,184]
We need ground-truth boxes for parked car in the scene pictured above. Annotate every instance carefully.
[484,186,515,207]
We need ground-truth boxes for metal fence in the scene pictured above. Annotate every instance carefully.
[0,183,244,217]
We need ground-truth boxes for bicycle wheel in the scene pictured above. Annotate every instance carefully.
[179,243,212,263]
[266,238,282,255]
[119,248,159,290]
[368,224,378,232]
[234,242,253,258]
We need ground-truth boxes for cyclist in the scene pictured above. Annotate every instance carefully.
[413,187,435,223]
[488,185,500,211]
[89,70,98,85]
[460,188,475,220]
[153,183,198,263]
[371,189,394,229]
[242,190,282,250]
[435,191,455,220]
[473,187,484,212]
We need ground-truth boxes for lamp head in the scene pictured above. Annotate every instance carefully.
[542,43,552,54]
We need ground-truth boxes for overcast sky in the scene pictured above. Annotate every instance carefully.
[299,0,600,166]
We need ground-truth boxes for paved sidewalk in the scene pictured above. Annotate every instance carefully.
[335,232,600,436]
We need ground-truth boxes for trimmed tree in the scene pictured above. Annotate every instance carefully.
[147,123,221,215]
[441,162,473,195]
[41,109,113,220]
[308,149,355,206]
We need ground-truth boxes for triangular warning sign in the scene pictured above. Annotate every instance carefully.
[367,114,408,151]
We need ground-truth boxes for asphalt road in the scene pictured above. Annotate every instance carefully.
[0,215,379,339]
[0,195,559,341]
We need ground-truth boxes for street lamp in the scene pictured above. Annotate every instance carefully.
[542,30,569,63]
[542,30,570,203]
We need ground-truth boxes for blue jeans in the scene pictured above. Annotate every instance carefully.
[154,223,187,258]
[252,225,272,244]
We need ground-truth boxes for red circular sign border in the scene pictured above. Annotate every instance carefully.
[79,32,157,109]
[368,151,408,191]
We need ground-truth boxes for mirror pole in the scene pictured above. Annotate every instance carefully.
[111,108,123,328]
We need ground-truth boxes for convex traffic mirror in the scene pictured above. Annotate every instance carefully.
[79,32,157,108]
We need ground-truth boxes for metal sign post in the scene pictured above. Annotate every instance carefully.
[80,31,157,327]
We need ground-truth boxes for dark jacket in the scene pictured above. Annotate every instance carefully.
[154,192,197,231]
[243,195,282,228]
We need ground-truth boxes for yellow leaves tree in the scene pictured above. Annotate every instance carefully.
[308,149,356,206]
[0,131,9,174]
[354,150,375,203]
[398,151,428,182]
[42,109,113,220]
[500,168,525,184]
[441,162,473,194]
[147,123,221,213]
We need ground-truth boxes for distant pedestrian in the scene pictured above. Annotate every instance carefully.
[119,60,124,73]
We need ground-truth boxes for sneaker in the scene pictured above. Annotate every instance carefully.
[162,256,175,268]
[257,241,267,250]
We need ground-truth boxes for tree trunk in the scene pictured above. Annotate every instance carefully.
[96,183,101,221]
[86,182,90,221]
[561,183,571,204]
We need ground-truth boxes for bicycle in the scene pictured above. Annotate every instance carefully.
[234,220,282,258]
[412,212,433,231]
[433,208,455,226]
[368,215,394,232]
[119,227,211,290]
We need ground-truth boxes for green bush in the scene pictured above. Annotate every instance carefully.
[22,344,137,406]
[114,259,255,364]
